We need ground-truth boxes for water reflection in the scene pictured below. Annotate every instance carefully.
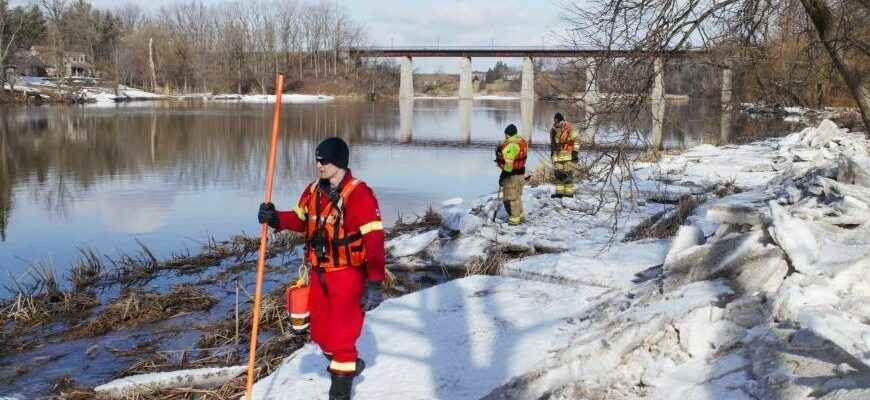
[459,99,472,143]
[400,99,413,142]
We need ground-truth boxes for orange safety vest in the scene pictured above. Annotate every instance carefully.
[556,122,575,154]
[304,179,367,272]
[496,136,528,172]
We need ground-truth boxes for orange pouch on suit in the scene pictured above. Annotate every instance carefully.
[286,284,311,332]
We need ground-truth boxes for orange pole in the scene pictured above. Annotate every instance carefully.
[245,74,284,400]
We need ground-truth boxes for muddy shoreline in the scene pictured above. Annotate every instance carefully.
[0,209,466,399]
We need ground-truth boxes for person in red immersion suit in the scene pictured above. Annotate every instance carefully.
[258,137,385,400]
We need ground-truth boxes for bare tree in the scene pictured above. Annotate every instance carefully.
[116,2,144,32]
[800,0,870,130]
[561,0,870,132]
[39,0,67,78]
[0,0,27,88]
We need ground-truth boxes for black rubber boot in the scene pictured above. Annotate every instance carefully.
[550,193,563,199]
[329,374,354,400]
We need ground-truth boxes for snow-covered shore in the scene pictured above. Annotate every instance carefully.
[209,93,335,103]
[98,119,870,399]
[412,95,521,100]
[255,119,870,399]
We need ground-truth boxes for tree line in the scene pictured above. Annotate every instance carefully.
[1,0,397,95]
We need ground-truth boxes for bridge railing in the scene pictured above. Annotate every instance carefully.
[348,46,708,57]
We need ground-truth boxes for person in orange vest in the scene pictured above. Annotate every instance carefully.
[549,112,577,198]
[258,137,385,400]
[496,124,528,225]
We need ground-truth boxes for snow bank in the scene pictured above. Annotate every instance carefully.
[95,366,247,398]
[411,95,521,100]
[81,88,119,104]
[482,119,870,399]
[386,230,438,258]
[502,239,669,290]
[211,94,335,103]
[117,85,165,99]
[475,95,521,101]
[253,276,607,400]
[252,118,870,399]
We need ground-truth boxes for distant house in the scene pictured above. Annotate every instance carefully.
[11,46,94,78]
[63,51,93,77]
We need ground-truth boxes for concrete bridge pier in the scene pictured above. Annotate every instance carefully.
[459,99,472,143]
[521,57,535,100]
[521,98,534,141]
[720,64,733,144]
[459,57,473,99]
[583,58,599,145]
[400,56,414,99]
[650,57,665,150]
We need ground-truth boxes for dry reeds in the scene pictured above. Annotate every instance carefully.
[2,293,50,324]
[466,249,510,276]
[69,247,104,292]
[526,163,553,187]
[164,231,303,274]
[390,205,442,239]
[75,285,217,338]
[623,195,702,241]
[50,374,95,400]
[109,240,161,285]
[712,177,742,197]
[0,261,99,330]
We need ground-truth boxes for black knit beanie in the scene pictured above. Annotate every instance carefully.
[554,112,564,122]
[504,124,518,136]
[316,137,349,169]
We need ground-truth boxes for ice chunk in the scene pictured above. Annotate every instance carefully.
[706,203,766,226]
[387,230,438,258]
[675,306,743,358]
[772,276,841,322]
[819,389,870,400]
[436,235,491,267]
[769,201,820,274]
[837,154,870,187]
[664,224,705,266]
[798,309,870,367]
[95,366,247,398]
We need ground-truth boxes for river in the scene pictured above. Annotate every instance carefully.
[0,99,794,293]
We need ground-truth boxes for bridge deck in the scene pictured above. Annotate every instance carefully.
[349,47,707,58]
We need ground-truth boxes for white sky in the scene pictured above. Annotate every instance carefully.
[13,0,572,72]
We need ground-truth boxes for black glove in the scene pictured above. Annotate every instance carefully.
[499,170,509,186]
[361,281,384,311]
[571,150,579,162]
[258,202,279,229]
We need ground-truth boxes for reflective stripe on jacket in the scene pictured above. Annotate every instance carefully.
[550,121,577,162]
[496,135,528,174]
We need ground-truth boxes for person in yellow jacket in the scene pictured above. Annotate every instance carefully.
[495,124,528,225]
[549,112,577,198]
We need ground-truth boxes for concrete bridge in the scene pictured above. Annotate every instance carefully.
[350,46,731,149]
[349,46,709,99]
